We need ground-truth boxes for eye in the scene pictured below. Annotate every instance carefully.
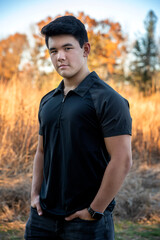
[50,50,57,55]
[65,47,72,51]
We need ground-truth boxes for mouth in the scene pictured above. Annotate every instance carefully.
[58,65,69,69]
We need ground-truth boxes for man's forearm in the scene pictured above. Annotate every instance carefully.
[31,151,44,199]
[90,155,132,213]
[65,154,132,221]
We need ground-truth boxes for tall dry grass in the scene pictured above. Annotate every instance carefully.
[130,93,160,165]
[0,74,59,176]
[0,76,160,221]
[109,82,160,165]
[0,77,39,176]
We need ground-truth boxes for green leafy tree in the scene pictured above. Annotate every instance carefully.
[129,10,158,94]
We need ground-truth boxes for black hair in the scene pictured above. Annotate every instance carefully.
[41,15,88,48]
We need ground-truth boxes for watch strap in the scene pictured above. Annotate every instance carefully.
[87,206,104,219]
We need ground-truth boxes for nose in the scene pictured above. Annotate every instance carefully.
[57,50,66,61]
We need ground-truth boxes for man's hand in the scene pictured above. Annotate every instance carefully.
[31,195,43,216]
[65,208,96,221]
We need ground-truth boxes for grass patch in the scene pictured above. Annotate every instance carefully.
[0,229,23,240]
[115,220,160,239]
[0,222,25,240]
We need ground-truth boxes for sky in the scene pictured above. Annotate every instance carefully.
[0,0,160,41]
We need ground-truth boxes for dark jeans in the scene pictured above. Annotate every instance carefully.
[24,207,115,240]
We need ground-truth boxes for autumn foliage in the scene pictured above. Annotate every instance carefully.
[30,11,126,81]
[0,33,28,81]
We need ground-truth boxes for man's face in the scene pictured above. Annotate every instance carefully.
[48,35,88,80]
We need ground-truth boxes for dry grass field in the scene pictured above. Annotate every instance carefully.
[0,76,160,238]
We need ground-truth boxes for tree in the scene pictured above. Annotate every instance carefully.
[129,10,158,94]
[0,33,28,81]
[79,12,126,79]
[32,12,127,81]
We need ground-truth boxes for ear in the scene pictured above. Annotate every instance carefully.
[83,42,90,57]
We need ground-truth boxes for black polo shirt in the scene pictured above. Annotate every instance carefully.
[38,71,132,216]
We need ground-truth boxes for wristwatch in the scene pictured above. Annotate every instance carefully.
[87,207,104,220]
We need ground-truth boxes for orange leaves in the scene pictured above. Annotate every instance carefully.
[0,33,28,81]
[87,20,126,75]
[107,64,114,74]
[80,14,97,30]
[34,17,54,48]
[0,12,127,83]
[64,12,126,75]
[37,17,53,31]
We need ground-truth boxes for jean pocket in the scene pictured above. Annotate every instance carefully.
[30,206,38,215]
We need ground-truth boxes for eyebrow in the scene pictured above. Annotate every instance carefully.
[49,43,73,51]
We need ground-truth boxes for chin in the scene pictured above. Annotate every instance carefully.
[59,71,76,79]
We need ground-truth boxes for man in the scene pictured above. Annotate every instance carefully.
[24,15,132,240]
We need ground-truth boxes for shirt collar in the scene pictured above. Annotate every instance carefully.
[52,80,64,96]
[52,71,99,97]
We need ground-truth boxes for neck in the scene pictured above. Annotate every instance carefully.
[63,67,90,94]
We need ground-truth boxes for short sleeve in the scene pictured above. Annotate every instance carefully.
[38,100,43,136]
[99,94,132,138]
